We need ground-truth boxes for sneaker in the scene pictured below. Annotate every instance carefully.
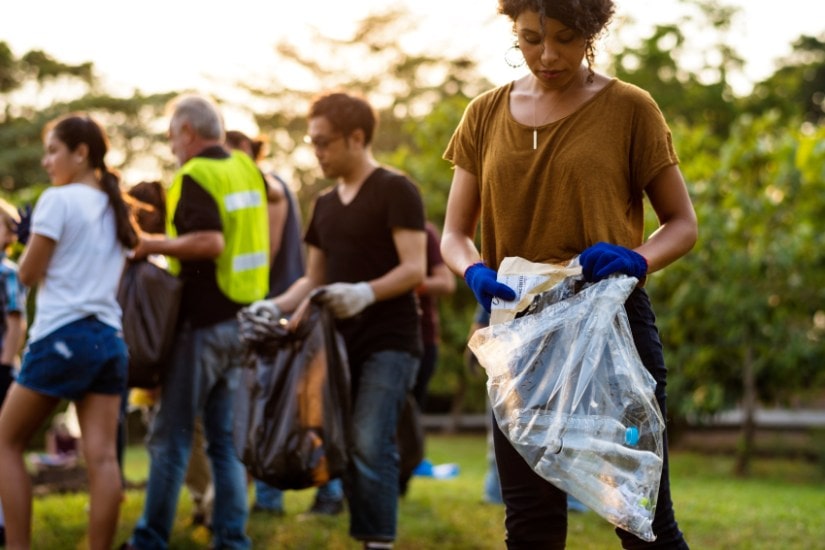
[431,463,460,479]
[412,459,433,477]
[308,496,344,516]
[363,541,393,549]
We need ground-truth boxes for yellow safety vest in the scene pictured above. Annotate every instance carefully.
[166,151,269,304]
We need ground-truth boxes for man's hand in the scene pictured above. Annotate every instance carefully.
[318,282,375,319]
[238,299,283,342]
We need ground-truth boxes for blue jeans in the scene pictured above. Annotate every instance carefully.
[131,319,250,550]
[253,478,343,510]
[252,479,283,511]
[493,288,689,549]
[347,350,419,543]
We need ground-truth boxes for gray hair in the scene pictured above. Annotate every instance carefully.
[167,94,225,141]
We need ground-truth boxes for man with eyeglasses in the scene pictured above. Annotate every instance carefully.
[241,91,426,550]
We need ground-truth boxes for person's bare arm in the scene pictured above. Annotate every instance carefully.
[1,312,25,365]
[267,198,288,265]
[440,165,483,276]
[637,164,698,273]
[418,263,456,297]
[264,174,288,264]
[18,233,56,287]
[132,230,224,261]
[368,227,426,301]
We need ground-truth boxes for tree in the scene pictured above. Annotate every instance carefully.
[651,113,825,474]
[607,0,825,473]
[745,34,825,126]
[223,10,488,200]
[608,0,743,139]
[0,41,175,192]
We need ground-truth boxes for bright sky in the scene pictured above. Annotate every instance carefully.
[2,0,823,132]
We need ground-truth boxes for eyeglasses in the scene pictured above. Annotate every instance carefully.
[304,134,344,151]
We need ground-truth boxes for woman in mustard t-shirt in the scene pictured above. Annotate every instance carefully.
[441,1,697,548]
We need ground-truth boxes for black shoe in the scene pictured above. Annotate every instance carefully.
[0,525,5,547]
[308,497,344,516]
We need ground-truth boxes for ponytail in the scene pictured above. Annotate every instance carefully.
[99,164,139,249]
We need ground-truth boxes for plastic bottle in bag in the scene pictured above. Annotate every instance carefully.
[564,414,640,446]
[508,410,640,454]
[535,428,661,539]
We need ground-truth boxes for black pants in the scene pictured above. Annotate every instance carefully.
[411,343,438,409]
[493,288,689,549]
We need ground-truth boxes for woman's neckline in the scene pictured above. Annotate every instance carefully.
[506,76,617,131]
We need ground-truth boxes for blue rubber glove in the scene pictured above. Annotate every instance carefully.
[579,242,648,282]
[15,204,32,245]
[464,262,517,313]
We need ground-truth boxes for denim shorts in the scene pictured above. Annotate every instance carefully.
[17,316,128,400]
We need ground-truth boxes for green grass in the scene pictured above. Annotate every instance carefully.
[29,434,825,549]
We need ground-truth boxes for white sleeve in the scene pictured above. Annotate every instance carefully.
[31,188,66,242]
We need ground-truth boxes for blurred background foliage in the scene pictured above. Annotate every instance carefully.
[1,0,824,474]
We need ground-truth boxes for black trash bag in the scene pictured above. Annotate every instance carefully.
[117,258,182,389]
[234,294,351,490]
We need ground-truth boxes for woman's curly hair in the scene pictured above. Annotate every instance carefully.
[498,0,615,72]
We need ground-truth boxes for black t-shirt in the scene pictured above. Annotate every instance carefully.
[174,146,269,327]
[305,167,425,368]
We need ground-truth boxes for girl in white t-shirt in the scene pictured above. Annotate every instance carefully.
[0,113,138,549]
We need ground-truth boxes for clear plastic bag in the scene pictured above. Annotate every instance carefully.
[469,268,665,542]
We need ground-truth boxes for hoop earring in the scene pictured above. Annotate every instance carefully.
[504,42,525,69]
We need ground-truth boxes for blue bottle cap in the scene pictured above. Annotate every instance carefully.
[625,426,640,446]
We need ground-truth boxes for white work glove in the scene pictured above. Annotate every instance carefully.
[237,299,283,343]
[247,299,282,320]
[319,282,375,319]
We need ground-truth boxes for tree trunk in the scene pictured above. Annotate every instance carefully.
[734,342,756,476]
